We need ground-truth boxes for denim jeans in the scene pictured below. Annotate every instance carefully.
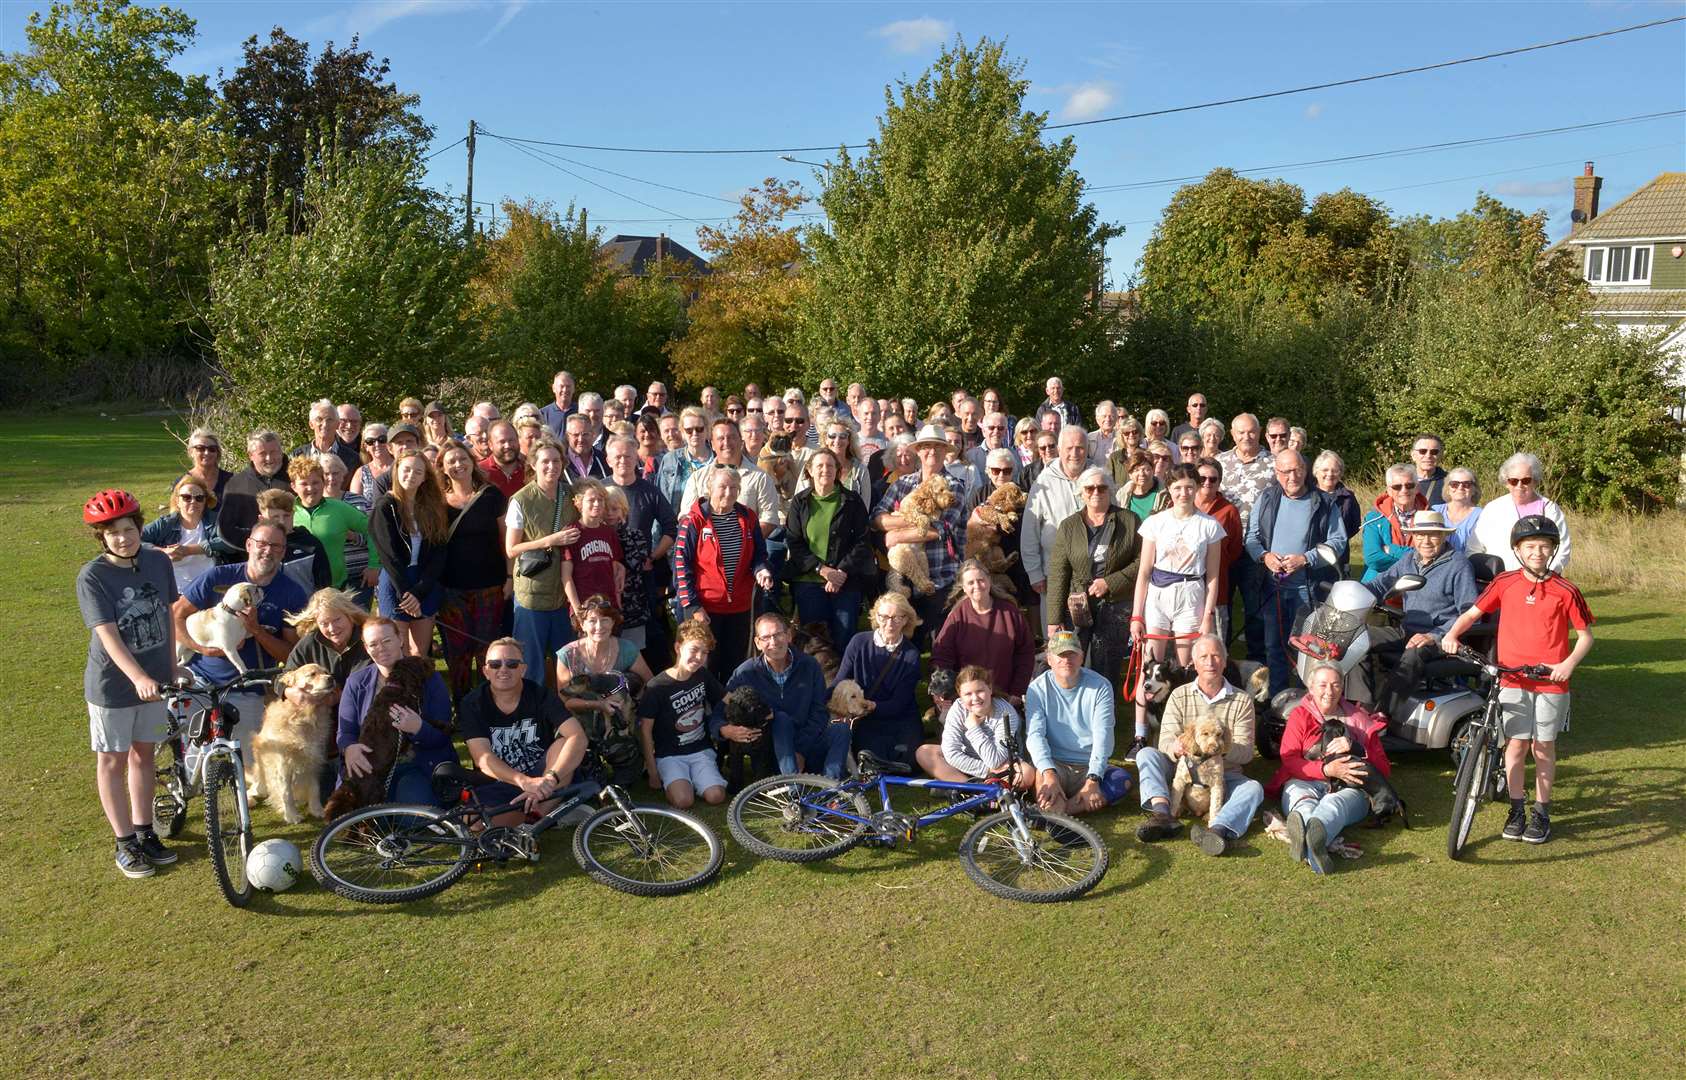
[1261,571,1312,698]
[513,604,574,685]
[1280,779,1369,848]
[1136,747,1264,838]
[773,716,853,780]
[1232,556,1266,664]
[388,761,443,806]
[792,581,862,653]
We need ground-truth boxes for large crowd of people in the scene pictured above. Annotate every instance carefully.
[75,374,1593,880]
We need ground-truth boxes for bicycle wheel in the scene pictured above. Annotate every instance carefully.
[958,808,1109,903]
[310,804,474,904]
[728,774,871,862]
[154,739,190,839]
[572,805,724,897]
[1447,723,1493,861]
[203,756,254,908]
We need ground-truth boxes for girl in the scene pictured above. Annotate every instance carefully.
[560,478,625,622]
[370,449,448,657]
[915,665,1034,788]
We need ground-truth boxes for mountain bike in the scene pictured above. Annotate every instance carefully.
[310,760,723,903]
[1447,648,1553,861]
[728,748,1109,903]
[159,668,282,907]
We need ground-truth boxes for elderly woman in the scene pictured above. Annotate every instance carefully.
[1433,467,1483,554]
[1265,663,1391,875]
[350,422,394,501]
[1115,414,1145,463]
[1312,450,1363,543]
[673,467,775,682]
[1288,426,1308,452]
[783,448,874,649]
[836,591,925,769]
[1197,417,1225,461]
[931,559,1035,705]
[1470,452,1569,572]
[143,476,218,593]
[1045,466,1141,708]
[337,617,454,806]
[1144,408,1172,447]
[1176,430,1203,467]
[1113,449,1166,521]
[178,427,233,502]
[1361,463,1427,582]
[1013,416,1040,467]
[805,417,872,509]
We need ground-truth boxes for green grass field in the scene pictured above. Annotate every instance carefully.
[2,410,1682,1078]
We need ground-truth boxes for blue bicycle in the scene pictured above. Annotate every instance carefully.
[727,750,1109,903]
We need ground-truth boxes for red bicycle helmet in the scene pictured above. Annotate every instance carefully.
[83,489,142,525]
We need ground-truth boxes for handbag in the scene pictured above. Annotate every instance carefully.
[515,491,564,578]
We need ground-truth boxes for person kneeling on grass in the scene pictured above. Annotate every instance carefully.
[730,611,851,779]
[915,665,1035,790]
[458,637,589,828]
[638,620,730,809]
[1023,631,1131,816]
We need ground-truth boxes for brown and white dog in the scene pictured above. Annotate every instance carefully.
[178,581,264,672]
[885,475,956,596]
[248,663,337,824]
[1168,715,1232,826]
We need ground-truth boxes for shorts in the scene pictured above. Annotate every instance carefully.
[1500,687,1570,742]
[656,749,727,793]
[1044,761,1131,804]
[89,701,169,753]
[1144,580,1206,635]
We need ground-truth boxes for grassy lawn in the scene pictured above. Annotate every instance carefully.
[2,409,1682,1077]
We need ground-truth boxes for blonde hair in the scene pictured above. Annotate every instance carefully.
[168,475,215,514]
[871,590,921,632]
[286,587,369,637]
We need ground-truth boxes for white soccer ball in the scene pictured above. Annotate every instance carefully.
[247,838,302,893]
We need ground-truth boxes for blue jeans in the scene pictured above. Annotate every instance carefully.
[389,761,443,806]
[773,716,853,780]
[1280,780,1369,849]
[1136,747,1264,838]
[513,604,574,685]
[791,581,862,651]
[1233,557,1266,664]
[1262,571,1311,697]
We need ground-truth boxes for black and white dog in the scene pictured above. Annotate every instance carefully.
[1306,717,1411,828]
[1139,656,1271,713]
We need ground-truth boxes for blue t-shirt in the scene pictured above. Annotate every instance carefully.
[1268,491,1317,557]
[183,563,308,683]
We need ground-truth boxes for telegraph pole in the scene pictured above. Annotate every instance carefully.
[464,119,476,239]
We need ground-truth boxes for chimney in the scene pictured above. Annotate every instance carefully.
[1571,162,1602,230]
[656,233,666,264]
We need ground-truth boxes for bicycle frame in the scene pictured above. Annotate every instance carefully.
[800,774,1007,840]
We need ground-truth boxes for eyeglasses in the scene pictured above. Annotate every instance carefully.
[485,658,524,670]
[191,445,220,453]
[1265,431,1289,441]
[1151,453,1171,462]
[1505,476,1534,486]
[1198,475,1221,485]
[249,540,285,552]
[365,436,387,444]
[1037,443,1056,452]
[400,411,421,420]
[683,426,705,435]
[1081,484,1108,493]
[1274,468,1305,477]
[1388,483,1414,491]
[178,493,207,503]
[987,466,1013,475]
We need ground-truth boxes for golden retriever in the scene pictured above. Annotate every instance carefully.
[248,664,337,824]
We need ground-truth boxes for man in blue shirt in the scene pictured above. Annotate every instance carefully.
[1024,631,1129,816]
[1243,449,1349,696]
[1357,509,1478,717]
[538,370,577,440]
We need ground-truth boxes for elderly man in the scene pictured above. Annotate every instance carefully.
[1035,377,1081,430]
[872,423,970,636]
[216,430,290,559]
[1244,449,1349,696]
[641,381,671,417]
[563,413,609,481]
[607,435,678,665]
[1022,424,1091,627]
[728,612,851,779]
[785,399,817,449]
[1134,633,1264,854]
[463,414,491,461]
[1024,631,1127,816]
[953,396,984,452]
[1216,412,1276,662]
[336,403,364,453]
[966,411,1022,486]
[655,405,714,513]
[680,418,781,536]
[1410,433,1448,506]
[1262,416,1292,459]
[1087,401,1119,462]
[1355,509,1478,718]
[816,379,850,421]
[539,370,576,439]
[575,392,607,451]
[1171,393,1209,446]
[292,399,356,474]
[470,401,501,422]
[855,395,885,456]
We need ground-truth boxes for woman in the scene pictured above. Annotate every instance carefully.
[836,592,924,769]
[1045,466,1141,711]
[1176,431,1203,467]
[1144,408,1172,446]
[505,442,581,689]
[1114,450,1166,521]
[931,560,1035,706]
[1130,463,1225,747]
[1198,417,1225,461]
[178,427,232,502]
[1361,463,1427,582]
[1265,663,1390,875]
[283,586,370,689]
[370,449,448,657]
[1432,467,1482,554]
[556,595,655,696]
[1013,417,1039,467]
[1470,452,1570,572]
[783,449,874,649]
[436,442,509,702]
[350,422,394,502]
[635,415,665,479]
[1147,440,1176,486]
[336,617,454,806]
[603,485,650,648]
[672,467,774,682]
[914,665,1034,788]
[700,386,722,418]
[804,420,871,509]
[724,395,746,423]
[422,404,456,451]
[1312,450,1363,545]
[143,476,218,593]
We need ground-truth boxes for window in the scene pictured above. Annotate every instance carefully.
[1586,248,1603,282]
[1584,245,1652,285]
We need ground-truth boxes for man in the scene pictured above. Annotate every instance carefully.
[1216,413,1276,662]
[1022,424,1091,627]
[470,401,501,423]
[216,430,290,559]
[608,435,678,666]
[966,411,1022,486]
[728,612,851,779]
[658,413,682,453]
[563,413,609,481]
[954,396,983,452]
[463,414,491,461]
[293,398,359,473]
[1410,433,1448,506]
[479,420,526,498]
[873,424,971,636]
[255,489,331,594]
[643,381,672,417]
[786,400,817,449]
[1356,509,1477,718]
[844,381,867,420]
[289,455,378,591]
[759,394,786,440]
[655,405,714,513]
[388,421,422,456]
[1034,377,1080,430]
[1086,401,1118,462]
[1263,416,1292,458]
[816,379,850,421]
[1024,429,1058,492]
[1193,457,1244,646]
[610,385,637,418]
[335,403,364,454]
[576,392,607,453]
[854,395,885,456]
[458,637,589,827]
[1243,449,1349,696]
[1024,631,1124,816]
[742,382,761,404]
[680,418,780,535]
[940,420,988,511]
[1171,393,1209,446]
[539,370,577,439]
[740,412,770,462]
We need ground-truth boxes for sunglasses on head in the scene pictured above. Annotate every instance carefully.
[485,658,524,670]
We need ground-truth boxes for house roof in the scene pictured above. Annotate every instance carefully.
[1569,172,1686,242]
[598,235,709,276]
[1586,289,1686,317]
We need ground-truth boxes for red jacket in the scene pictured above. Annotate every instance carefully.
[1266,695,1392,798]
[1196,491,1244,594]
[673,499,768,617]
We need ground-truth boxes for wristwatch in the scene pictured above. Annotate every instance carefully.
[1086,772,1104,786]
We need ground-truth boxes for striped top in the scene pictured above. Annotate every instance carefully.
[711,512,742,590]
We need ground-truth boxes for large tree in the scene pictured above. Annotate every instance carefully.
[795,37,1119,404]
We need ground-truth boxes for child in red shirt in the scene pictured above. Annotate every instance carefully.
[560,479,625,619]
[1443,515,1592,844]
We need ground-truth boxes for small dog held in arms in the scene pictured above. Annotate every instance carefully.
[963,482,1025,591]
[1307,717,1411,828]
[322,656,438,821]
[178,581,264,672]
[827,680,873,725]
[885,475,957,597]
[1167,715,1232,825]
[248,664,336,824]
[718,685,774,792]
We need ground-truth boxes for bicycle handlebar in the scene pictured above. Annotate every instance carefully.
[168,667,284,695]
[1454,647,1552,680]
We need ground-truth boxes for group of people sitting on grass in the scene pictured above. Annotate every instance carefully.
[75,373,1592,880]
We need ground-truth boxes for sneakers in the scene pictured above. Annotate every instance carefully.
[1524,806,1551,844]
[1303,818,1331,875]
[1190,822,1230,856]
[1124,736,1148,762]
[135,827,177,866]
[1501,803,1528,841]
[115,837,155,879]
[1135,811,1182,843]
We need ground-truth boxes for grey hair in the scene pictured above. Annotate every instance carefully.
[614,384,636,399]
[577,392,604,410]
[1385,463,1415,486]
[605,435,638,456]
[1306,661,1344,687]
[1145,407,1170,426]
[1198,417,1224,437]
[1232,412,1260,431]
[1191,632,1228,659]
[1058,423,1089,445]
[246,428,280,449]
[1312,449,1345,476]
[1500,451,1543,485]
[308,398,336,420]
[1447,466,1480,502]
[1077,464,1112,490]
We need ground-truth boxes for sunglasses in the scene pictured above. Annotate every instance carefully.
[1081,484,1108,493]
[826,431,850,440]
[1151,454,1171,462]
[178,493,207,503]
[365,436,387,444]
[1388,483,1414,491]
[485,658,524,670]
[1446,480,1473,488]
[1413,447,1441,455]
[1505,476,1534,486]
[987,466,1013,475]
[683,426,705,434]
[1265,432,1289,441]
[400,411,421,419]
[191,445,220,453]
[726,407,744,415]
[1198,475,1221,485]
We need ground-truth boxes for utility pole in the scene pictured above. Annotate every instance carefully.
[464,119,476,239]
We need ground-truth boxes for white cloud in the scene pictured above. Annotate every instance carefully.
[873,17,953,54]
[1494,178,1573,198]
[310,1,482,40]
[1060,81,1116,121]
[1304,102,1324,120]
[477,0,528,46]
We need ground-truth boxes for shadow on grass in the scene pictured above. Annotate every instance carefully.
[1444,765,1683,866]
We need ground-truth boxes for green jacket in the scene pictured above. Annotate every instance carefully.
[294,497,377,589]
[509,480,579,612]
[1045,505,1142,611]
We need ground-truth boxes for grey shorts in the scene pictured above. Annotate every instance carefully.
[1499,687,1570,742]
[1047,760,1092,798]
[656,749,726,793]
[89,701,170,753]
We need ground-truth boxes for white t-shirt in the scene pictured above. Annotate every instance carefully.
[171,520,215,594]
[1139,509,1225,576]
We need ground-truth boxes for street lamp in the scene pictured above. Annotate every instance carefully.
[779,155,832,169]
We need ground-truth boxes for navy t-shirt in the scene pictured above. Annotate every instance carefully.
[182,563,308,683]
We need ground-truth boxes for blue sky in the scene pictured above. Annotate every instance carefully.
[4,0,1683,281]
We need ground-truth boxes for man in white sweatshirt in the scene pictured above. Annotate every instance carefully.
[1022,424,1091,628]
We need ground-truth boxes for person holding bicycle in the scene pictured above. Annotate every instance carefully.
[458,638,589,828]
[78,490,186,878]
[1441,515,1592,844]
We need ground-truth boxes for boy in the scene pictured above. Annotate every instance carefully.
[1443,515,1593,844]
[76,490,183,878]
[254,488,331,594]
[636,620,728,810]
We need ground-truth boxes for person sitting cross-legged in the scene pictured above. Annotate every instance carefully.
[458,638,589,828]
[1023,631,1130,816]
[639,619,731,809]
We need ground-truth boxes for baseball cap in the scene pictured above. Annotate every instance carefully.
[1047,630,1083,656]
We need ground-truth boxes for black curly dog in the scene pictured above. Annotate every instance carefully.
[1308,717,1411,828]
[718,685,774,793]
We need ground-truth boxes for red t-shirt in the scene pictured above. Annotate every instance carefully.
[1473,570,1592,693]
[478,456,526,499]
[563,524,623,605]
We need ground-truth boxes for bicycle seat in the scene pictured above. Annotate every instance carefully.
[855,750,912,776]
[431,761,495,793]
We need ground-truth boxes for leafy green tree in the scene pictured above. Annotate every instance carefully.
[1135,168,1305,317]
[796,37,1118,404]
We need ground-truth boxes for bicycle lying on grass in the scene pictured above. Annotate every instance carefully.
[1446,647,1553,861]
[728,748,1109,903]
[159,667,283,908]
[310,760,723,903]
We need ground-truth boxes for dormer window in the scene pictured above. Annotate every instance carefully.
[1585,244,1652,285]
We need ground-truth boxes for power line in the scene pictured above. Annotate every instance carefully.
[483,16,1684,155]
[488,135,714,225]
[480,132,741,203]
[420,134,467,162]
[1361,143,1681,196]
